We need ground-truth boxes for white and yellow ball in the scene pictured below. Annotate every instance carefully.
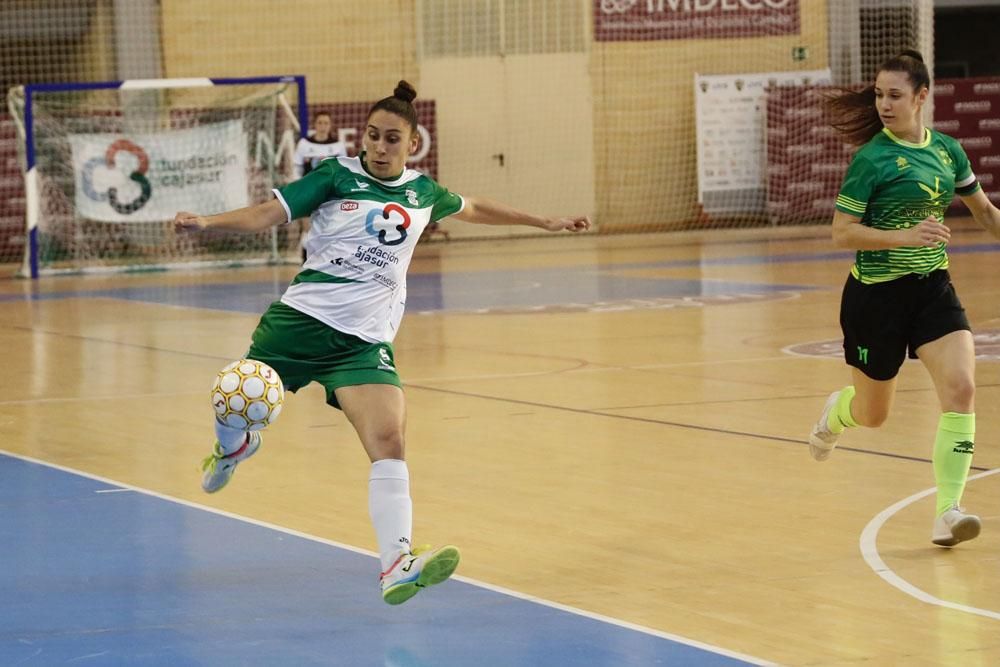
[211,359,284,431]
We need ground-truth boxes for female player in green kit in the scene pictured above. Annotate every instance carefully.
[174,81,590,604]
[809,51,1000,547]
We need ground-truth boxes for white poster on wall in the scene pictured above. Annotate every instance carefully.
[694,69,830,214]
[70,120,249,223]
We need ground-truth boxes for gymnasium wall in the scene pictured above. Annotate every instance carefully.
[593,1,829,230]
[1,0,838,259]
[160,0,417,104]
[157,0,831,233]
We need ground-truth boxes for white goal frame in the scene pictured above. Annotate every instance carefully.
[9,75,308,278]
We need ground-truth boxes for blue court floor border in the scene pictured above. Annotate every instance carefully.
[0,452,769,667]
[7,241,999,314]
[0,252,828,315]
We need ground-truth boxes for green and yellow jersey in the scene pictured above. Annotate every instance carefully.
[273,155,464,342]
[835,127,981,284]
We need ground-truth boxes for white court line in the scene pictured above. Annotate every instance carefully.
[859,467,1000,621]
[1,448,774,666]
[0,390,202,406]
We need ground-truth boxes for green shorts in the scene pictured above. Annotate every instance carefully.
[246,301,401,409]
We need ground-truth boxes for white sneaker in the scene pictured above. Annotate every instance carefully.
[932,506,981,547]
[379,545,461,605]
[200,432,262,493]
[809,391,841,461]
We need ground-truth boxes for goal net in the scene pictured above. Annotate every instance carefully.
[0,1,948,257]
[418,0,934,236]
[6,76,306,276]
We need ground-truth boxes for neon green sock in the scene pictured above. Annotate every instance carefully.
[933,412,975,516]
[826,386,858,434]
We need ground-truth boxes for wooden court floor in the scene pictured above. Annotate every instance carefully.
[1,222,998,665]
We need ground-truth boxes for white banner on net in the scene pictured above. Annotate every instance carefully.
[694,69,830,215]
[69,120,249,223]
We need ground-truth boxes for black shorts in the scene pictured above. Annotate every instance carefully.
[840,269,970,381]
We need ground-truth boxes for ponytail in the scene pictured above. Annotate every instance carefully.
[826,50,930,145]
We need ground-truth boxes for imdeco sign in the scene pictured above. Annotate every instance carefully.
[594,0,800,41]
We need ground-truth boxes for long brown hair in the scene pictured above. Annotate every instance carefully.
[825,49,930,146]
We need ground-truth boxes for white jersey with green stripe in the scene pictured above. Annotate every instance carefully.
[835,127,980,284]
[272,155,464,342]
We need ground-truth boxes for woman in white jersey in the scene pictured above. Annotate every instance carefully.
[174,81,590,605]
[292,111,347,262]
[808,51,1000,547]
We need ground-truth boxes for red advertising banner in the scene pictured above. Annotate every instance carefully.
[594,0,800,42]
[932,79,1000,210]
[765,78,1000,225]
[764,85,847,224]
[0,114,24,262]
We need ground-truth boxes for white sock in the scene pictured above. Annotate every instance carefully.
[214,420,248,455]
[369,459,413,571]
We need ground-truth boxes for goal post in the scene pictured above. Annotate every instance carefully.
[7,75,307,277]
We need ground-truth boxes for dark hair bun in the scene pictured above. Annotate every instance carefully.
[393,80,417,104]
[899,49,923,62]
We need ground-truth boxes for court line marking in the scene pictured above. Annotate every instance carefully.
[2,383,993,472]
[407,383,997,472]
[404,354,799,383]
[859,467,1000,621]
[0,448,775,666]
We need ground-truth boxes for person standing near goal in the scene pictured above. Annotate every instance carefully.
[809,50,1000,547]
[292,111,347,262]
[174,80,591,605]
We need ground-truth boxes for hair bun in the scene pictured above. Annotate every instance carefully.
[393,80,417,104]
[899,49,924,62]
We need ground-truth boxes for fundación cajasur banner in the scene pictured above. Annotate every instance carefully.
[70,120,250,223]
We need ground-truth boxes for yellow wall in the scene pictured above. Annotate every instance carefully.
[421,53,596,239]
[161,0,417,103]
[156,0,830,232]
[79,0,117,83]
[591,0,829,231]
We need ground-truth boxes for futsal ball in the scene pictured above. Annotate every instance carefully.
[211,359,284,431]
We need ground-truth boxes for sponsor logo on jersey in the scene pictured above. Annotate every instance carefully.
[373,273,398,290]
[917,177,944,202]
[355,244,400,268]
[332,257,365,273]
[377,347,395,371]
[341,201,359,211]
[365,203,411,246]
